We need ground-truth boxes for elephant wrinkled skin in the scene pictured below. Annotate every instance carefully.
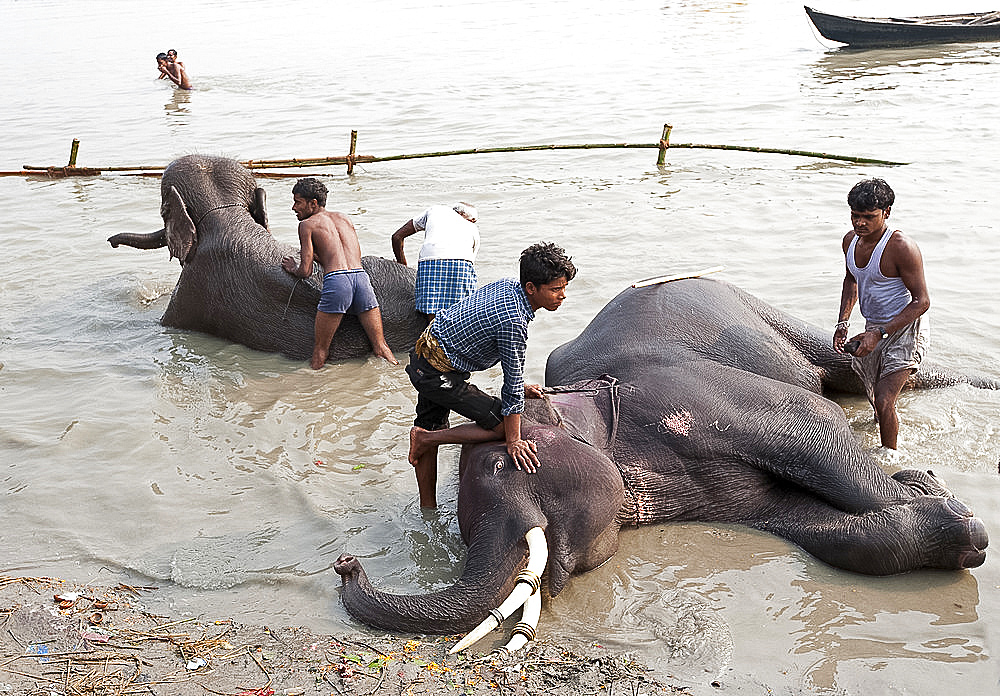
[109,155,427,362]
[335,277,991,641]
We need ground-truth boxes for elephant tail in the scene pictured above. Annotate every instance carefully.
[334,529,536,636]
[108,228,167,250]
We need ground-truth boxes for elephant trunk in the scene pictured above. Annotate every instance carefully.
[334,531,536,635]
[911,366,1000,391]
[108,228,167,250]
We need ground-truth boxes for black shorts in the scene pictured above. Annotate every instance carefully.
[405,352,503,431]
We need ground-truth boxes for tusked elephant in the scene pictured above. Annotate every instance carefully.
[335,277,992,653]
[108,155,427,362]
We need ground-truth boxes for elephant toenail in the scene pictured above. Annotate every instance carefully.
[947,498,972,517]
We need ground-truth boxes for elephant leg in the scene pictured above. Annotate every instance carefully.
[623,372,917,516]
[753,487,987,575]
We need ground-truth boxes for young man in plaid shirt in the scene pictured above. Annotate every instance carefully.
[405,242,576,508]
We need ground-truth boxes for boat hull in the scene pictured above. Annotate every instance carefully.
[805,6,1000,47]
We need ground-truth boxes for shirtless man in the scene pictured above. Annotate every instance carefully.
[833,178,930,449]
[281,178,398,368]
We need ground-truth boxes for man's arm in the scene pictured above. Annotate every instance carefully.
[391,219,417,265]
[834,232,858,353]
[496,321,541,471]
[884,234,930,334]
[281,222,316,278]
[159,66,179,86]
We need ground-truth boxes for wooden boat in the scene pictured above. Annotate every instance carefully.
[805,6,1000,47]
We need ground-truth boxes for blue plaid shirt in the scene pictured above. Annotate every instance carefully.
[430,277,535,416]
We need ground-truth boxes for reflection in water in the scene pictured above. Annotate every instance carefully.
[550,521,987,688]
[164,86,191,120]
[790,569,983,691]
[810,43,1000,83]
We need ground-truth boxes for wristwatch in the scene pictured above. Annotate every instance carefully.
[872,326,889,340]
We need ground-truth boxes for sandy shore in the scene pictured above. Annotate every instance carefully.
[0,576,746,695]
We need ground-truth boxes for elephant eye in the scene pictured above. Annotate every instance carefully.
[492,458,505,475]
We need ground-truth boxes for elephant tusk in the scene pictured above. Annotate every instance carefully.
[449,526,547,655]
[500,587,541,654]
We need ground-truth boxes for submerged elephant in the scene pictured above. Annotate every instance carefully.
[335,277,991,652]
[108,155,426,361]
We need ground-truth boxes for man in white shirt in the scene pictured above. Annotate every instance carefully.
[391,203,480,319]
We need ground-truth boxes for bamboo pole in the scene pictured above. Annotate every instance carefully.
[347,130,358,175]
[68,139,80,167]
[656,124,672,166]
[9,129,907,178]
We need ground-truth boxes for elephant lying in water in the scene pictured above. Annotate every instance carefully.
[335,277,991,652]
[108,155,426,362]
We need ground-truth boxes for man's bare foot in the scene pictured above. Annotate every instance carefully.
[310,351,327,369]
[374,344,399,365]
[409,427,433,466]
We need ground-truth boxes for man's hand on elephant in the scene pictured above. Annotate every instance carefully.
[525,383,545,399]
[833,325,849,353]
[508,438,540,473]
[281,256,298,274]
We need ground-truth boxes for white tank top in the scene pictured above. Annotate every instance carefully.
[413,205,480,262]
[846,228,911,324]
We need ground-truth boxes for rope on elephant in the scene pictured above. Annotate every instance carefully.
[5,125,907,178]
[543,376,621,450]
[282,278,304,321]
[631,265,726,288]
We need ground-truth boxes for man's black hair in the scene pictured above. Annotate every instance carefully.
[292,177,328,208]
[519,242,576,288]
[156,52,168,61]
[848,178,895,211]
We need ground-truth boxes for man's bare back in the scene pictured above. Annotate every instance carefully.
[283,196,363,278]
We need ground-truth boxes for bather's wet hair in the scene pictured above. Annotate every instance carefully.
[520,242,577,288]
[292,177,328,207]
[156,52,168,62]
[848,178,895,212]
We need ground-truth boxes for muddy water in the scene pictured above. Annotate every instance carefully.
[1,0,999,692]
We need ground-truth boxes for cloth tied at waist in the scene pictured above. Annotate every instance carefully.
[415,327,454,372]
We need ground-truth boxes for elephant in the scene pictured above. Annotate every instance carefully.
[108,155,427,362]
[334,277,992,653]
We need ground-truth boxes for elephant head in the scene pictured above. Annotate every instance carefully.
[108,155,427,361]
[335,279,989,653]
[334,382,627,644]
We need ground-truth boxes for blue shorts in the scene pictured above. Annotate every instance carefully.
[415,259,477,315]
[317,269,379,315]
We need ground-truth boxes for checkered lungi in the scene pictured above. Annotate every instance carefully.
[415,258,477,315]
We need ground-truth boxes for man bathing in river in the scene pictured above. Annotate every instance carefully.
[833,178,930,449]
[156,51,192,90]
[406,242,576,508]
[281,177,398,368]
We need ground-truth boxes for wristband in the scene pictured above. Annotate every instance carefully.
[834,320,850,330]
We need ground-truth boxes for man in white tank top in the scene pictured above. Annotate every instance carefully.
[392,203,480,319]
[833,178,930,449]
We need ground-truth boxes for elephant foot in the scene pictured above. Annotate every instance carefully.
[904,495,988,570]
[892,469,953,498]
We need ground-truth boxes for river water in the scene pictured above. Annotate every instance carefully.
[2,0,999,692]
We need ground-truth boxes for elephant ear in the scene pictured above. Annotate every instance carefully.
[250,187,268,230]
[162,185,197,263]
